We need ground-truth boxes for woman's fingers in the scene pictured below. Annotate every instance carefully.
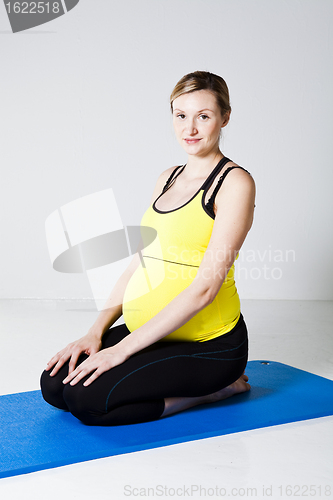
[63,352,114,387]
[46,344,84,377]
[45,348,68,375]
[83,369,102,387]
[45,353,61,371]
[67,348,82,375]
[63,358,97,386]
[62,348,127,387]
[69,367,101,387]
[45,336,103,380]
[49,351,71,376]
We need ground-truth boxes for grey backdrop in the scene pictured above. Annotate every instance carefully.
[1,0,332,300]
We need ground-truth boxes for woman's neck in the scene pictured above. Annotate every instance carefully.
[184,150,224,179]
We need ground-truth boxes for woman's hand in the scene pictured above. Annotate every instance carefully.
[62,346,129,387]
[45,330,103,377]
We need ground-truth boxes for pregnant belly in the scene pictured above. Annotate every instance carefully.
[122,257,240,342]
[122,257,197,333]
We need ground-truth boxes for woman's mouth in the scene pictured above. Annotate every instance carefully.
[184,138,201,144]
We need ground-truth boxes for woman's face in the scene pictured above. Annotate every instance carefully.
[172,90,229,158]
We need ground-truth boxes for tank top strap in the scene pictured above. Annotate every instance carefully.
[206,165,251,214]
[162,164,186,194]
[163,156,232,196]
[201,156,232,191]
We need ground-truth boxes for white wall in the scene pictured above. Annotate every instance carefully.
[1,0,332,301]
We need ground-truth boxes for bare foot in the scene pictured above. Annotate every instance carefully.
[161,373,250,418]
[207,373,251,403]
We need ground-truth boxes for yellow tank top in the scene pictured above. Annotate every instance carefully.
[123,158,249,342]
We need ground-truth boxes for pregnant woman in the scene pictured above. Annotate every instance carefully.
[41,71,256,426]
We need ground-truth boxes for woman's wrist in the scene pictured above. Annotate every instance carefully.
[87,325,105,341]
[115,332,139,358]
[117,326,155,359]
[89,306,122,339]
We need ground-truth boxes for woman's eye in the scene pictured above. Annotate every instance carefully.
[175,113,209,120]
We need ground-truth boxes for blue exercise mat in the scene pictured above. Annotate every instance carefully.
[1,360,333,479]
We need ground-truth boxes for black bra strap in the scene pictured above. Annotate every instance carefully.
[201,156,231,191]
[163,156,232,195]
[206,166,251,209]
[162,164,186,194]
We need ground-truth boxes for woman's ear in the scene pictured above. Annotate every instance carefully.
[221,110,231,128]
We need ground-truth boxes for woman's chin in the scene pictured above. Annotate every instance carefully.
[182,143,205,155]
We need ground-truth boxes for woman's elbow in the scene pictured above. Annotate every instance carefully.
[191,279,221,309]
[204,286,221,306]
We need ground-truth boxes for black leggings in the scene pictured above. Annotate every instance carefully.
[40,314,248,426]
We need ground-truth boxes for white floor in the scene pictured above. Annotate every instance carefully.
[0,299,332,499]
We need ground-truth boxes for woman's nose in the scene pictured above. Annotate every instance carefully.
[185,119,198,135]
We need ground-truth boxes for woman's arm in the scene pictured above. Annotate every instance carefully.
[63,169,256,386]
[46,167,173,376]
[46,254,140,376]
[119,168,256,353]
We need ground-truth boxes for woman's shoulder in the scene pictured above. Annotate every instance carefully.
[222,160,255,186]
[215,160,256,208]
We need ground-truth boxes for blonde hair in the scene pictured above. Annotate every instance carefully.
[170,71,231,119]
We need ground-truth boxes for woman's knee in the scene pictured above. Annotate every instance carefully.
[62,382,99,425]
[40,369,68,410]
